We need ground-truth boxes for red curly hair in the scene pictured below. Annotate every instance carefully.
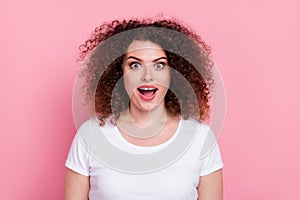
[78,17,214,126]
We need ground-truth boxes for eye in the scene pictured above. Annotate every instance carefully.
[154,62,167,70]
[129,62,142,69]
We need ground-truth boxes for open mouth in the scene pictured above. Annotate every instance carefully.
[137,87,158,97]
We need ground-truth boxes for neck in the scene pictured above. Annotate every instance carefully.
[127,104,168,128]
[116,104,179,139]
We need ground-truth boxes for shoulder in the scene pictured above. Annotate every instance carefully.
[180,118,218,158]
[180,117,212,137]
[75,117,115,144]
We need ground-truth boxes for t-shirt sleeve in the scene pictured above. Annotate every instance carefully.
[65,127,90,176]
[198,142,223,176]
[198,126,224,176]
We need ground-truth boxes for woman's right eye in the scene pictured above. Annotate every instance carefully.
[129,62,142,69]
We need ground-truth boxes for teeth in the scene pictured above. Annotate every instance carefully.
[139,88,156,91]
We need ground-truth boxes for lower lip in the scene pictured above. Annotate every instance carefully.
[137,91,157,101]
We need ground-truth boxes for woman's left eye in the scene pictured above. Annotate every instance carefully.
[154,62,166,70]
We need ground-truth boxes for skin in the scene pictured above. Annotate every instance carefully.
[64,169,89,200]
[64,40,223,200]
[197,169,223,200]
[117,40,175,141]
[121,40,171,125]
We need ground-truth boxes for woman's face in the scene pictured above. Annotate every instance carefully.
[122,40,171,112]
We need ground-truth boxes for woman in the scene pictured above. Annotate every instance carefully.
[65,17,223,200]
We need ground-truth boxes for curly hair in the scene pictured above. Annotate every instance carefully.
[78,17,214,126]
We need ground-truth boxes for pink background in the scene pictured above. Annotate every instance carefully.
[1,0,299,199]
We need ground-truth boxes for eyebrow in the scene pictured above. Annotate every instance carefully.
[126,56,168,62]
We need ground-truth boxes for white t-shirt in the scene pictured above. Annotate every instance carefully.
[65,117,223,200]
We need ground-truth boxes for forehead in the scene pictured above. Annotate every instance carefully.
[125,40,167,59]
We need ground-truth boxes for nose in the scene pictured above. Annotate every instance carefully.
[140,64,153,82]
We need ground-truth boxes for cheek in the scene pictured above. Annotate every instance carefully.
[123,72,138,94]
[159,70,171,88]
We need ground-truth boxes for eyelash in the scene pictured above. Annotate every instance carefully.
[154,62,166,70]
[129,62,142,69]
[128,62,167,70]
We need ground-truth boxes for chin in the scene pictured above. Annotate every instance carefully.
[137,102,160,112]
